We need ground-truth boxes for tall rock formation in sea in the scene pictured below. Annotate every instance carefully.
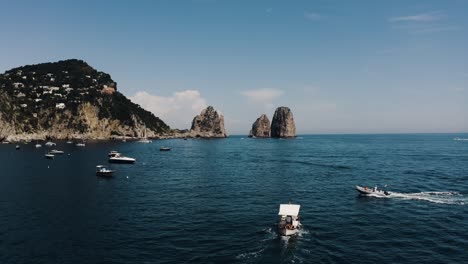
[270,107,296,138]
[0,59,170,141]
[190,106,228,138]
[249,114,271,138]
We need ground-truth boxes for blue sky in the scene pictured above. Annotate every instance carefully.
[0,0,467,134]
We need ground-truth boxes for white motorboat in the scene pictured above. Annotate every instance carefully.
[16,145,20,150]
[160,146,171,151]
[108,153,136,164]
[45,141,56,147]
[1,141,10,144]
[35,143,42,148]
[76,142,86,147]
[66,140,73,144]
[44,153,55,159]
[356,185,391,196]
[278,203,302,236]
[50,149,64,155]
[96,165,114,177]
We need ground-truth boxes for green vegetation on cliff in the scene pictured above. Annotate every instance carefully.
[0,59,169,138]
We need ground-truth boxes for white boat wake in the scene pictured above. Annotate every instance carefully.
[366,191,467,205]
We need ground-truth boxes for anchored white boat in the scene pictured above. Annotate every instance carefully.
[50,149,64,155]
[160,146,171,151]
[35,143,42,148]
[66,140,73,144]
[138,127,152,143]
[76,142,86,147]
[96,165,114,177]
[45,142,56,147]
[356,185,390,196]
[278,203,302,236]
[16,145,20,150]
[108,153,136,164]
[44,153,55,159]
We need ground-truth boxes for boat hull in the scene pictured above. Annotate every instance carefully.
[108,158,135,164]
[278,227,299,236]
[96,172,113,177]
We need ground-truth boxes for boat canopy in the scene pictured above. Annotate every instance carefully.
[278,204,300,216]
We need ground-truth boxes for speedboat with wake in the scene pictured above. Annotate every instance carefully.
[277,203,302,236]
[356,185,390,196]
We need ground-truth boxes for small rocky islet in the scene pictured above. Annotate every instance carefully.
[248,107,296,138]
[0,59,294,142]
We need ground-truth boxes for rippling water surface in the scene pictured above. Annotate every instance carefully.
[0,134,467,263]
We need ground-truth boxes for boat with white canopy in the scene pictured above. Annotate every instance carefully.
[108,153,136,164]
[96,165,114,177]
[277,203,301,236]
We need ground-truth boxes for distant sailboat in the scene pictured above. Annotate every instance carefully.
[138,126,152,143]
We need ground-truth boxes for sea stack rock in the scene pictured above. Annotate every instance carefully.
[271,107,296,138]
[190,106,228,138]
[249,114,271,138]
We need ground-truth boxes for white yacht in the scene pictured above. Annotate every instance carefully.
[44,153,55,159]
[45,142,56,147]
[76,141,86,147]
[277,203,302,236]
[35,142,42,148]
[108,153,136,164]
[50,149,64,155]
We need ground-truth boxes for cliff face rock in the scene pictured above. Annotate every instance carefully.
[249,114,271,138]
[0,59,170,141]
[190,106,228,138]
[271,107,296,138]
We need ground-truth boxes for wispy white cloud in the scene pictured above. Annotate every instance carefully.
[130,90,207,129]
[391,23,458,33]
[241,88,284,105]
[389,11,458,33]
[304,12,321,21]
[389,11,444,22]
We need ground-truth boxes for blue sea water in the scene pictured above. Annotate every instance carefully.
[0,134,467,264]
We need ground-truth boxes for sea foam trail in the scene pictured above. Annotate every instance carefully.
[367,191,467,205]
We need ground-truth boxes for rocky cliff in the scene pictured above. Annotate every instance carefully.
[271,107,296,138]
[190,106,228,138]
[249,114,271,138]
[0,59,170,141]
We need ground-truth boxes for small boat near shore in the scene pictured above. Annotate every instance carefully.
[278,203,301,236]
[356,185,390,196]
[45,142,56,147]
[45,153,55,159]
[160,147,171,151]
[35,143,42,148]
[50,149,64,155]
[108,153,136,164]
[96,165,114,177]
[76,142,86,147]
[16,145,20,150]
